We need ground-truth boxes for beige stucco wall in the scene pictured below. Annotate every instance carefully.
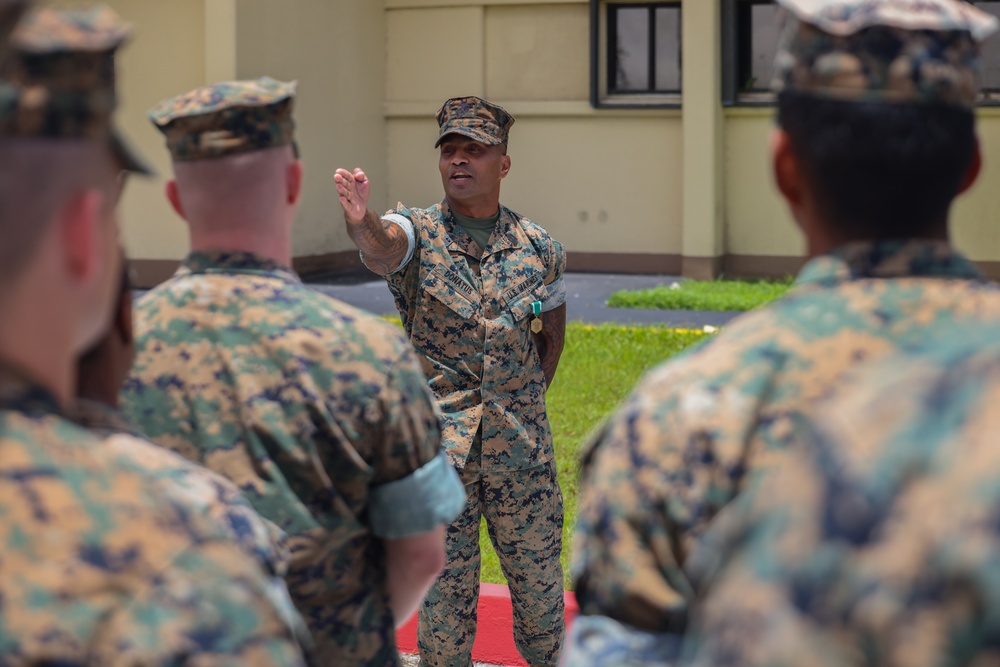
[724,108,1000,264]
[952,112,1000,262]
[485,4,589,101]
[95,0,209,262]
[386,112,682,255]
[724,110,803,258]
[385,1,684,260]
[235,0,387,259]
[79,0,387,266]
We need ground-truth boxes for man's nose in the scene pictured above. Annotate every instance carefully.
[451,153,467,165]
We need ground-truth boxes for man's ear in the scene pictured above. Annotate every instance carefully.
[287,159,304,206]
[165,179,186,219]
[499,154,511,180]
[61,188,104,282]
[771,128,805,208]
[958,137,982,196]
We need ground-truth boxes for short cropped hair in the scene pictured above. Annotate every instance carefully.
[777,91,976,237]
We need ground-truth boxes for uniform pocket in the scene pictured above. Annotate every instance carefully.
[422,267,479,319]
[504,275,545,322]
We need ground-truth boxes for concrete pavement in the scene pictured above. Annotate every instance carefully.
[307,271,740,328]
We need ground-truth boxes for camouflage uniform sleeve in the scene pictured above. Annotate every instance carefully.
[572,356,730,636]
[368,333,465,538]
[523,219,567,312]
[94,539,309,665]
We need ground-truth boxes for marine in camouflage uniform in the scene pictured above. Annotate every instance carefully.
[0,6,307,664]
[335,97,568,667]
[684,334,1000,666]
[73,260,293,583]
[121,78,465,666]
[565,0,1000,664]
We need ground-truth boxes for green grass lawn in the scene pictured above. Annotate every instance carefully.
[607,277,794,312]
[478,322,710,588]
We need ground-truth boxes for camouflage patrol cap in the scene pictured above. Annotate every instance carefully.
[148,77,297,161]
[774,0,1000,108]
[0,4,151,174]
[0,1,28,68]
[434,96,514,148]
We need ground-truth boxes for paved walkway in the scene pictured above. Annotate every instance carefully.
[308,272,740,328]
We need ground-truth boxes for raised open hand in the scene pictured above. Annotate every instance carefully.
[334,167,371,225]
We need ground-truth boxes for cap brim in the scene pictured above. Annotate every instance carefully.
[110,128,154,176]
[434,127,504,148]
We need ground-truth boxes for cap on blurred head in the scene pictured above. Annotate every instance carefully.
[773,0,1000,108]
[0,4,151,174]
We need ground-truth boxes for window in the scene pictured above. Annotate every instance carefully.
[723,0,781,105]
[974,2,1000,99]
[591,1,682,107]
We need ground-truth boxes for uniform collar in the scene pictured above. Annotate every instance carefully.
[70,398,141,438]
[440,201,522,257]
[796,240,984,287]
[0,365,63,417]
[179,250,300,281]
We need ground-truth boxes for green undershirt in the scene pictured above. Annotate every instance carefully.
[452,209,500,255]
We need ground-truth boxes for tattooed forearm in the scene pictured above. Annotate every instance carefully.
[345,209,409,276]
[534,303,566,389]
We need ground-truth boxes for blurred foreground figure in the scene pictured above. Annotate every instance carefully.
[121,78,464,666]
[0,6,308,663]
[566,0,1000,664]
[685,333,1000,665]
[73,259,302,604]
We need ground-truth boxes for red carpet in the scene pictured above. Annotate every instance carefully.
[397,584,579,666]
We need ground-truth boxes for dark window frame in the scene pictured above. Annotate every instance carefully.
[971,1,1000,102]
[590,0,683,108]
[722,0,779,107]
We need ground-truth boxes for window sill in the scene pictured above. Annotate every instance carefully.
[595,92,681,109]
[385,100,681,118]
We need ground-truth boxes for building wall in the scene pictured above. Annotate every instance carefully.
[953,111,1000,270]
[385,0,684,273]
[235,0,387,270]
[62,0,1000,281]
[96,0,209,273]
[85,0,387,285]
[724,108,803,276]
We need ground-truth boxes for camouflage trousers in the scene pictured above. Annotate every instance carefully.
[417,452,565,667]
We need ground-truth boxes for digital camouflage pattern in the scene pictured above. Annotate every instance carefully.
[0,4,149,172]
[384,201,565,472]
[72,398,293,580]
[121,250,450,665]
[684,335,1000,666]
[773,0,999,108]
[434,95,514,147]
[418,451,565,667]
[11,3,130,53]
[149,77,297,161]
[569,241,1000,662]
[380,200,567,665]
[0,370,308,665]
